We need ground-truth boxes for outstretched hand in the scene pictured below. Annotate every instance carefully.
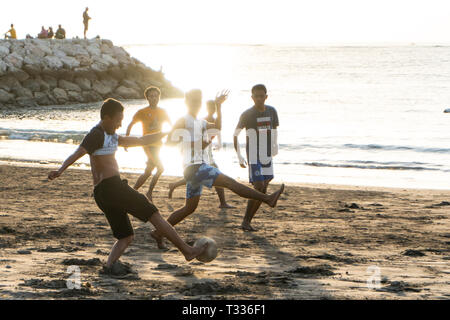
[215,89,230,106]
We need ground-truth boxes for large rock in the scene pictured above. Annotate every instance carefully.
[53,88,68,103]
[0,75,20,91]
[34,92,51,105]
[5,52,23,69]
[22,79,42,92]
[0,60,7,76]
[42,75,58,88]
[44,56,63,69]
[0,45,10,58]
[60,56,81,69]
[59,80,82,92]
[82,91,103,102]
[8,67,29,82]
[92,80,115,96]
[12,86,33,98]
[0,89,15,103]
[74,77,91,90]
[115,86,139,99]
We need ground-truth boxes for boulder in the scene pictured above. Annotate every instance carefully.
[0,60,7,76]
[115,86,139,99]
[86,44,101,57]
[0,75,20,91]
[92,80,115,96]
[22,79,41,92]
[12,85,33,98]
[0,89,15,103]
[82,90,103,102]
[0,45,10,58]
[42,75,58,88]
[91,61,108,73]
[101,54,119,67]
[16,97,38,108]
[60,56,81,69]
[74,77,91,90]
[8,67,30,82]
[75,54,93,67]
[44,56,63,69]
[59,80,82,92]
[34,92,51,105]
[4,52,23,69]
[67,91,85,103]
[53,88,68,103]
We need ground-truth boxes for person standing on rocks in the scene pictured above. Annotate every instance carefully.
[4,24,17,39]
[47,98,207,272]
[125,86,171,202]
[83,7,91,39]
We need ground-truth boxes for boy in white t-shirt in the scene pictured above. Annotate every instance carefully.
[150,89,284,249]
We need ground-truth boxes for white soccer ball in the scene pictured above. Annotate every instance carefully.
[193,237,218,263]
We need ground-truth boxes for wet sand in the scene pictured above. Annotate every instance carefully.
[0,164,449,300]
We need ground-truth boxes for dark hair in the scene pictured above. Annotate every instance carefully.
[251,84,267,95]
[144,86,161,99]
[100,98,124,119]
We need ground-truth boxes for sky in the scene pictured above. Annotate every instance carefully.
[2,0,450,45]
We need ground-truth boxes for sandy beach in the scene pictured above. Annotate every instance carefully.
[0,164,449,300]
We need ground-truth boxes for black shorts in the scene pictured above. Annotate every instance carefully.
[93,176,158,239]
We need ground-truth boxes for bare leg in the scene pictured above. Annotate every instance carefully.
[106,235,134,267]
[146,166,164,202]
[151,196,200,248]
[134,165,154,191]
[149,211,206,261]
[242,180,270,231]
[213,174,284,207]
[215,187,234,208]
[168,178,186,199]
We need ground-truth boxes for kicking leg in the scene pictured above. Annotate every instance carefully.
[149,211,207,261]
[169,178,186,199]
[213,174,284,207]
[151,196,200,249]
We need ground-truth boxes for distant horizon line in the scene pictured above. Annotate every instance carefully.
[118,41,450,47]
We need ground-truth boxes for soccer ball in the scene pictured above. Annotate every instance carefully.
[194,237,218,263]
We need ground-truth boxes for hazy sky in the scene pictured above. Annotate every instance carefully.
[2,0,450,45]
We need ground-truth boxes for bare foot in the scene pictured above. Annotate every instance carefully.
[150,231,168,250]
[219,203,235,209]
[241,223,257,232]
[267,184,285,208]
[184,243,208,262]
[168,183,175,199]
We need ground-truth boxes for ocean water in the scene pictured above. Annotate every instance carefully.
[1,44,450,189]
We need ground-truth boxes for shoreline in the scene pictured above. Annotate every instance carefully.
[1,161,450,195]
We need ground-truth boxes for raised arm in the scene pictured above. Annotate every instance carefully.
[48,146,87,180]
[206,90,229,130]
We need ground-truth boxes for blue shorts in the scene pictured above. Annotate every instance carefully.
[184,163,222,199]
[249,160,274,183]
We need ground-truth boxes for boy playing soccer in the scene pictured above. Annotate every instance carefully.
[234,84,280,231]
[150,89,284,249]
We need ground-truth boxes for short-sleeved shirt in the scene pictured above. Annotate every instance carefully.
[80,124,119,156]
[236,105,279,164]
[132,106,170,146]
[8,28,17,39]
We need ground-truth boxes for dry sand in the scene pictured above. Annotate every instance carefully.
[0,164,449,300]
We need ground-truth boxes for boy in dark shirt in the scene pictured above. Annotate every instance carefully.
[234,84,280,231]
